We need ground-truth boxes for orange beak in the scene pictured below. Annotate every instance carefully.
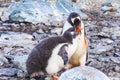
[75,27,84,33]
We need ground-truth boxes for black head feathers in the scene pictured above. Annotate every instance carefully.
[67,12,81,27]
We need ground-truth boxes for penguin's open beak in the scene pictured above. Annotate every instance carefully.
[75,27,83,33]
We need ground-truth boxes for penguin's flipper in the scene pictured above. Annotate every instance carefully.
[84,36,88,61]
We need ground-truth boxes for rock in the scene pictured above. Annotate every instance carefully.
[97,32,110,38]
[102,27,111,33]
[0,31,37,55]
[45,76,54,80]
[0,68,21,76]
[110,77,120,80]
[17,70,25,77]
[0,76,17,80]
[73,0,106,10]
[59,66,110,80]
[101,1,120,13]
[0,60,4,66]
[0,7,8,21]
[110,57,120,64]
[92,45,113,54]
[12,55,29,72]
[112,30,120,39]
[2,0,88,26]
[101,39,114,44]
[101,6,113,13]
[87,60,102,69]
[7,77,17,80]
[79,11,89,20]
[113,53,120,57]
[50,28,62,35]
[110,22,120,27]
[98,56,110,62]
[32,32,48,42]
[101,25,120,40]
[0,76,9,80]
[0,54,9,66]
[36,29,44,34]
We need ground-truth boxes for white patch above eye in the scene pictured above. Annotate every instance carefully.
[71,16,81,23]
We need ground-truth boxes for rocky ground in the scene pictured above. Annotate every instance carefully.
[0,1,120,80]
[85,10,120,80]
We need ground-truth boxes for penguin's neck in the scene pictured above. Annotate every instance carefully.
[62,21,73,35]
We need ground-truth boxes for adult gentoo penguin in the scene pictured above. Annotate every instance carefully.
[26,28,78,80]
[62,12,88,68]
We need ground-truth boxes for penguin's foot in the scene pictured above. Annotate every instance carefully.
[31,71,44,77]
[52,74,59,80]
[45,76,54,80]
[30,72,46,80]
[66,63,72,70]
[30,75,47,80]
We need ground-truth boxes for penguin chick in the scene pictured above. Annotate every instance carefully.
[62,12,88,68]
[26,29,78,80]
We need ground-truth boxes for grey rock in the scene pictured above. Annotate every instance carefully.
[110,22,120,27]
[4,55,14,61]
[102,26,120,40]
[110,77,120,80]
[17,70,25,77]
[0,31,37,55]
[59,66,110,80]
[32,32,48,42]
[0,76,9,80]
[2,0,88,26]
[7,77,17,80]
[50,28,62,35]
[73,0,106,10]
[102,27,111,33]
[98,57,110,62]
[110,57,120,64]
[0,68,21,76]
[0,60,4,66]
[36,29,44,34]
[87,60,99,67]
[92,45,113,54]
[101,1,120,13]
[112,30,120,39]
[101,39,114,44]
[0,54,9,66]
[12,55,29,72]
[97,32,110,38]
[101,6,113,13]
[0,7,8,21]
[113,53,120,57]
[114,66,120,72]
[0,76,17,80]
